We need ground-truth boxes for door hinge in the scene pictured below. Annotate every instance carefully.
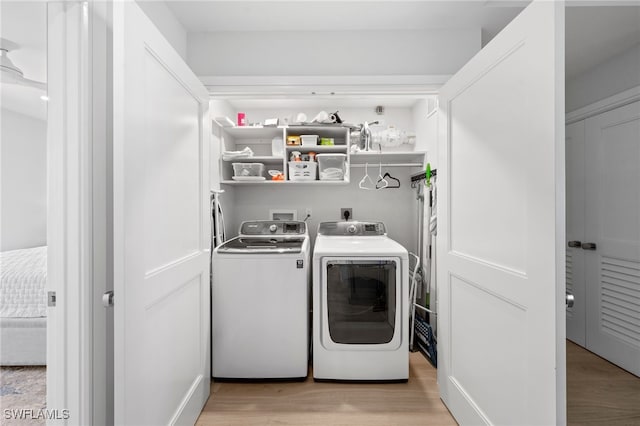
[47,291,57,307]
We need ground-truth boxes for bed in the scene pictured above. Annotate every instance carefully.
[0,246,47,366]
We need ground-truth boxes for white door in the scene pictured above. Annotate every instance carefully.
[584,100,640,377]
[566,121,587,346]
[113,3,211,425]
[436,1,565,424]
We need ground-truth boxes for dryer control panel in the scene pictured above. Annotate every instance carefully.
[317,221,386,236]
[240,220,307,236]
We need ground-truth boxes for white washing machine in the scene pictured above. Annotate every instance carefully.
[212,220,310,379]
[313,221,409,381]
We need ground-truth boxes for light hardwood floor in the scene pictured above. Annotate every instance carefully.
[197,341,640,425]
[567,340,640,426]
[196,352,456,426]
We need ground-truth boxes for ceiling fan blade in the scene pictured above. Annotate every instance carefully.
[0,38,46,92]
[20,76,47,91]
[0,70,46,91]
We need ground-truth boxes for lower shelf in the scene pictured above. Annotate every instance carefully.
[221,180,349,186]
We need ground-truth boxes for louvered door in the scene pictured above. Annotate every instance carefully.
[584,100,640,377]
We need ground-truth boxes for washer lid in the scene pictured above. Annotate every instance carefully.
[239,220,307,236]
[217,236,305,254]
[318,221,386,236]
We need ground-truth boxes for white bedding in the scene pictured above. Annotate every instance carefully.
[0,246,47,318]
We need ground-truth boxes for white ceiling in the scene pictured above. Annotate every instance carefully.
[565,6,640,79]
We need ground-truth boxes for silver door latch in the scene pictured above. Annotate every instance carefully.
[102,291,114,308]
[566,292,575,308]
[48,291,56,307]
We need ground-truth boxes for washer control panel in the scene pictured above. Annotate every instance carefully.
[240,221,307,236]
[318,221,386,236]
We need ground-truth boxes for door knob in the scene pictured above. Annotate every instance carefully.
[566,292,575,308]
[568,241,582,248]
[581,242,597,250]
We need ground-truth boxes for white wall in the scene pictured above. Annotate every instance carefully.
[0,108,47,251]
[566,43,640,113]
[226,168,421,253]
[188,29,480,77]
[137,0,187,60]
[412,98,438,167]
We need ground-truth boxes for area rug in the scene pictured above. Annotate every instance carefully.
[0,366,46,426]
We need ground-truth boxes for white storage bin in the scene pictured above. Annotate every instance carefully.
[271,137,284,157]
[316,154,347,181]
[288,161,317,181]
[300,134,319,147]
[232,163,264,177]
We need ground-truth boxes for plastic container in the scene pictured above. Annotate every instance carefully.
[232,163,264,177]
[271,137,284,157]
[316,154,347,181]
[286,136,301,146]
[288,161,317,181]
[300,134,319,146]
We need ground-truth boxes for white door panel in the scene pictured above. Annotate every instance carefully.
[113,3,211,425]
[437,1,565,424]
[585,100,640,377]
[566,120,586,346]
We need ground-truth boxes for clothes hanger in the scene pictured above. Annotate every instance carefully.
[380,172,400,189]
[375,166,389,189]
[359,162,376,190]
[375,146,388,189]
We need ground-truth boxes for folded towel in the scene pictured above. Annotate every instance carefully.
[222,147,254,161]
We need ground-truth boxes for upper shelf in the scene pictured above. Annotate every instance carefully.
[217,124,351,138]
[285,125,350,138]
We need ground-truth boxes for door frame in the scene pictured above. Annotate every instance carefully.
[47,1,104,424]
[566,85,640,123]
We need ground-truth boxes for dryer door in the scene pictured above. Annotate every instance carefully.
[320,257,403,350]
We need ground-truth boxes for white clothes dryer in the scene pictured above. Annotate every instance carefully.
[212,220,310,379]
[313,221,409,381]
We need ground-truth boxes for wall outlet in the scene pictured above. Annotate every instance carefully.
[340,208,353,220]
[305,208,312,219]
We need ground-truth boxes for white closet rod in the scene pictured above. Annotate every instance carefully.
[350,163,423,168]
